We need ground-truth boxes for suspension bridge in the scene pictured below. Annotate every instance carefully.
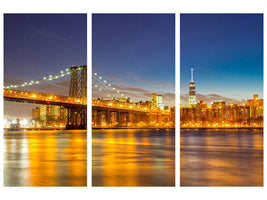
[92,72,174,128]
[4,66,174,129]
[4,65,87,130]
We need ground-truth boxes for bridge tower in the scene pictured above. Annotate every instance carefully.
[66,65,87,129]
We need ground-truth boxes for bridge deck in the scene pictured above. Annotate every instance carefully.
[4,89,87,107]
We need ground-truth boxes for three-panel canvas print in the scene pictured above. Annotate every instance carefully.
[3,13,263,187]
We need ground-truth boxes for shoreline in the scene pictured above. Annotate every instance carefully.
[4,128,85,131]
[92,127,175,130]
[180,127,263,130]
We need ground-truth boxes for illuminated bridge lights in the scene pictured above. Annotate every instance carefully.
[93,72,125,99]
[4,66,84,89]
[92,100,165,113]
[4,89,86,105]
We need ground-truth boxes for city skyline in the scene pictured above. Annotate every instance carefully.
[4,14,87,117]
[92,14,175,107]
[180,14,263,105]
[181,93,263,128]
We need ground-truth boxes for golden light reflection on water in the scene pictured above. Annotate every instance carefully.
[4,130,87,186]
[180,130,263,186]
[92,129,175,186]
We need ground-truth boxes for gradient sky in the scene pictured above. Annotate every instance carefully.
[4,14,87,117]
[180,14,263,103]
[92,14,175,106]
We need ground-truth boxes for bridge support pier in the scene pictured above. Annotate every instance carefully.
[92,106,151,128]
[66,106,87,130]
[106,110,111,127]
[96,111,102,127]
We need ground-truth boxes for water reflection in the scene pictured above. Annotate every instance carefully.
[92,129,175,186]
[180,129,263,186]
[4,130,87,186]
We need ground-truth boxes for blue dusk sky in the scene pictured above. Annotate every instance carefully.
[92,14,175,106]
[4,14,87,117]
[5,14,87,80]
[180,14,263,103]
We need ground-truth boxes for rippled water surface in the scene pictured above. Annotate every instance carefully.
[181,129,263,186]
[4,130,87,186]
[92,129,175,186]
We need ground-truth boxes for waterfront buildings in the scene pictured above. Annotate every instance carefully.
[180,94,263,127]
[152,93,164,110]
[157,95,164,110]
[151,93,157,109]
[32,105,68,127]
[92,93,174,128]
[32,107,40,119]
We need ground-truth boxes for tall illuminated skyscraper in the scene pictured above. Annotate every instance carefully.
[189,68,197,105]
[151,93,164,110]
[156,95,164,110]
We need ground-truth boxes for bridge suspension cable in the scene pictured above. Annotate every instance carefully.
[92,77,121,99]
[92,80,113,98]
[92,72,126,99]
[4,66,84,89]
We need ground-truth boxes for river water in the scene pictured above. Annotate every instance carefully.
[4,130,87,186]
[181,129,263,186]
[92,129,175,186]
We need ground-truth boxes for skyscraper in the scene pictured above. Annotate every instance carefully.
[157,95,164,110]
[151,93,157,109]
[189,68,197,105]
[151,93,164,110]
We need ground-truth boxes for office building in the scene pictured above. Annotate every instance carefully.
[189,68,197,105]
